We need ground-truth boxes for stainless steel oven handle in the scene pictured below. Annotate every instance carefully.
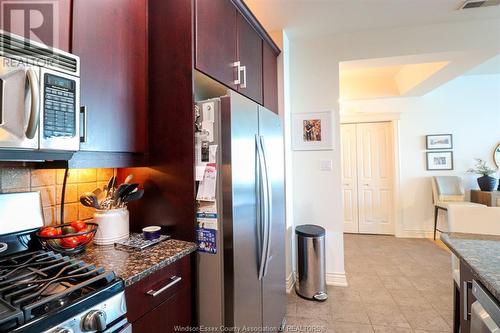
[25,68,40,139]
[146,276,182,297]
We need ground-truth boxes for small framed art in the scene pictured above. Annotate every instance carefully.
[292,111,334,151]
[426,151,453,170]
[426,134,453,150]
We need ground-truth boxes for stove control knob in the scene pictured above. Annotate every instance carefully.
[82,309,107,331]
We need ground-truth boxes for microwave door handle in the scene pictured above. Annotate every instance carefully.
[25,68,40,139]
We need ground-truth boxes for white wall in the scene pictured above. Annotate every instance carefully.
[343,74,500,236]
[290,38,346,286]
[287,17,500,286]
[270,30,296,291]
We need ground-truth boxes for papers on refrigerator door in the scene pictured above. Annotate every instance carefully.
[196,209,218,254]
[196,163,217,201]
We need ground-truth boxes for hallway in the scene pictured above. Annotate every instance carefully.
[287,234,453,332]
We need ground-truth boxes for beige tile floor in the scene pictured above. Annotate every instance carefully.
[286,234,454,333]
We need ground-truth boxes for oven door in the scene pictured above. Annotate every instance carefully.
[0,56,40,149]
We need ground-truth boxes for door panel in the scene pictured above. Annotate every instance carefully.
[195,0,237,89]
[259,107,285,330]
[72,0,147,153]
[340,124,358,233]
[237,13,263,104]
[221,91,261,328]
[357,122,394,234]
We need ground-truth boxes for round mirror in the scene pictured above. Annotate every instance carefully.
[494,143,500,168]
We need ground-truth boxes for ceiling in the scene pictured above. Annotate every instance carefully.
[245,0,500,38]
[465,53,500,75]
[339,51,497,100]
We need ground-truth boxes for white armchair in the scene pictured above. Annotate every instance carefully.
[432,176,484,240]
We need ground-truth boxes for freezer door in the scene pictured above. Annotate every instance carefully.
[221,91,262,328]
[258,107,286,330]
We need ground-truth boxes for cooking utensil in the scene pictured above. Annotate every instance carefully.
[123,174,134,184]
[122,188,144,203]
[79,193,100,209]
[113,183,138,207]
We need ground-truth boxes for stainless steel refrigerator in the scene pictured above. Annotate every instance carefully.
[195,90,286,332]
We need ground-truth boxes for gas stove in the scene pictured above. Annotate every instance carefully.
[0,192,130,333]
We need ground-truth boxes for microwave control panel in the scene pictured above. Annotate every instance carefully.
[43,73,77,138]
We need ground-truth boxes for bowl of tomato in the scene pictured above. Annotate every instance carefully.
[36,221,98,255]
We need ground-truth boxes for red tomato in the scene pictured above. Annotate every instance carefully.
[76,227,92,244]
[70,220,87,231]
[60,236,79,248]
[39,227,59,237]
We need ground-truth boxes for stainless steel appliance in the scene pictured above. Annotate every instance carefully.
[471,280,500,333]
[0,192,130,333]
[196,91,286,331]
[0,30,80,156]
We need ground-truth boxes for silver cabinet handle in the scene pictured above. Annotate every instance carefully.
[80,106,87,143]
[233,61,241,85]
[25,68,40,139]
[146,276,182,297]
[463,280,472,321]
[240,65,247,89]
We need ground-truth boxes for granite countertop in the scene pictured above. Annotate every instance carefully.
[441,232,500,300]
[76,239,197,286]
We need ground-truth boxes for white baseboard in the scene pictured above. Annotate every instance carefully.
[398,230,434,239]
[326,272,348,287]
[286,272,295,294]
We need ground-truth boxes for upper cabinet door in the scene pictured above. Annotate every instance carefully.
[195,0,237,89]
[0,0,71,52]
[237,13,263,104]
[72,0,147,153]
[262,42,278,114]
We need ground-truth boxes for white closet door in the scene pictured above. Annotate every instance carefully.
[356,122,394,234]
[341,124,359,233]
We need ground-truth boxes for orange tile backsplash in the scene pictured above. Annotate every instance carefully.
[0,168,115,225]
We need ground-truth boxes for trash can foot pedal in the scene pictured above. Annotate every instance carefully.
[313,292,328,302]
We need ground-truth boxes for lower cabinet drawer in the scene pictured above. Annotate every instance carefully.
[132,287,192,333]
[125,255,191,323]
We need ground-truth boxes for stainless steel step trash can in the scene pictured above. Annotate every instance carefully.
[295,224,328,301]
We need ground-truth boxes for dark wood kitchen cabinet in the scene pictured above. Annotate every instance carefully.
[0,0,71,52]
[195,0,238,90]
[195,0,275,105]
[72,0,148,154]
[458,261,476,333]
[236,13,263,104]
[125,255,192,332]
[263,42,278,113]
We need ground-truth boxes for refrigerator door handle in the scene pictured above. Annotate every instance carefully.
[256,135,269,281]
[260,135,273,278]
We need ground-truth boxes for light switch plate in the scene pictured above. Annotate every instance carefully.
[320,160,333,171]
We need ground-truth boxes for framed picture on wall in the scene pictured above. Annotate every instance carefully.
[426,151,454,170]
[426,134,453,150]
[292,111,334,151]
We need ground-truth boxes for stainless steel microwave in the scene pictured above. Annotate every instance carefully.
[0,30,80,153]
